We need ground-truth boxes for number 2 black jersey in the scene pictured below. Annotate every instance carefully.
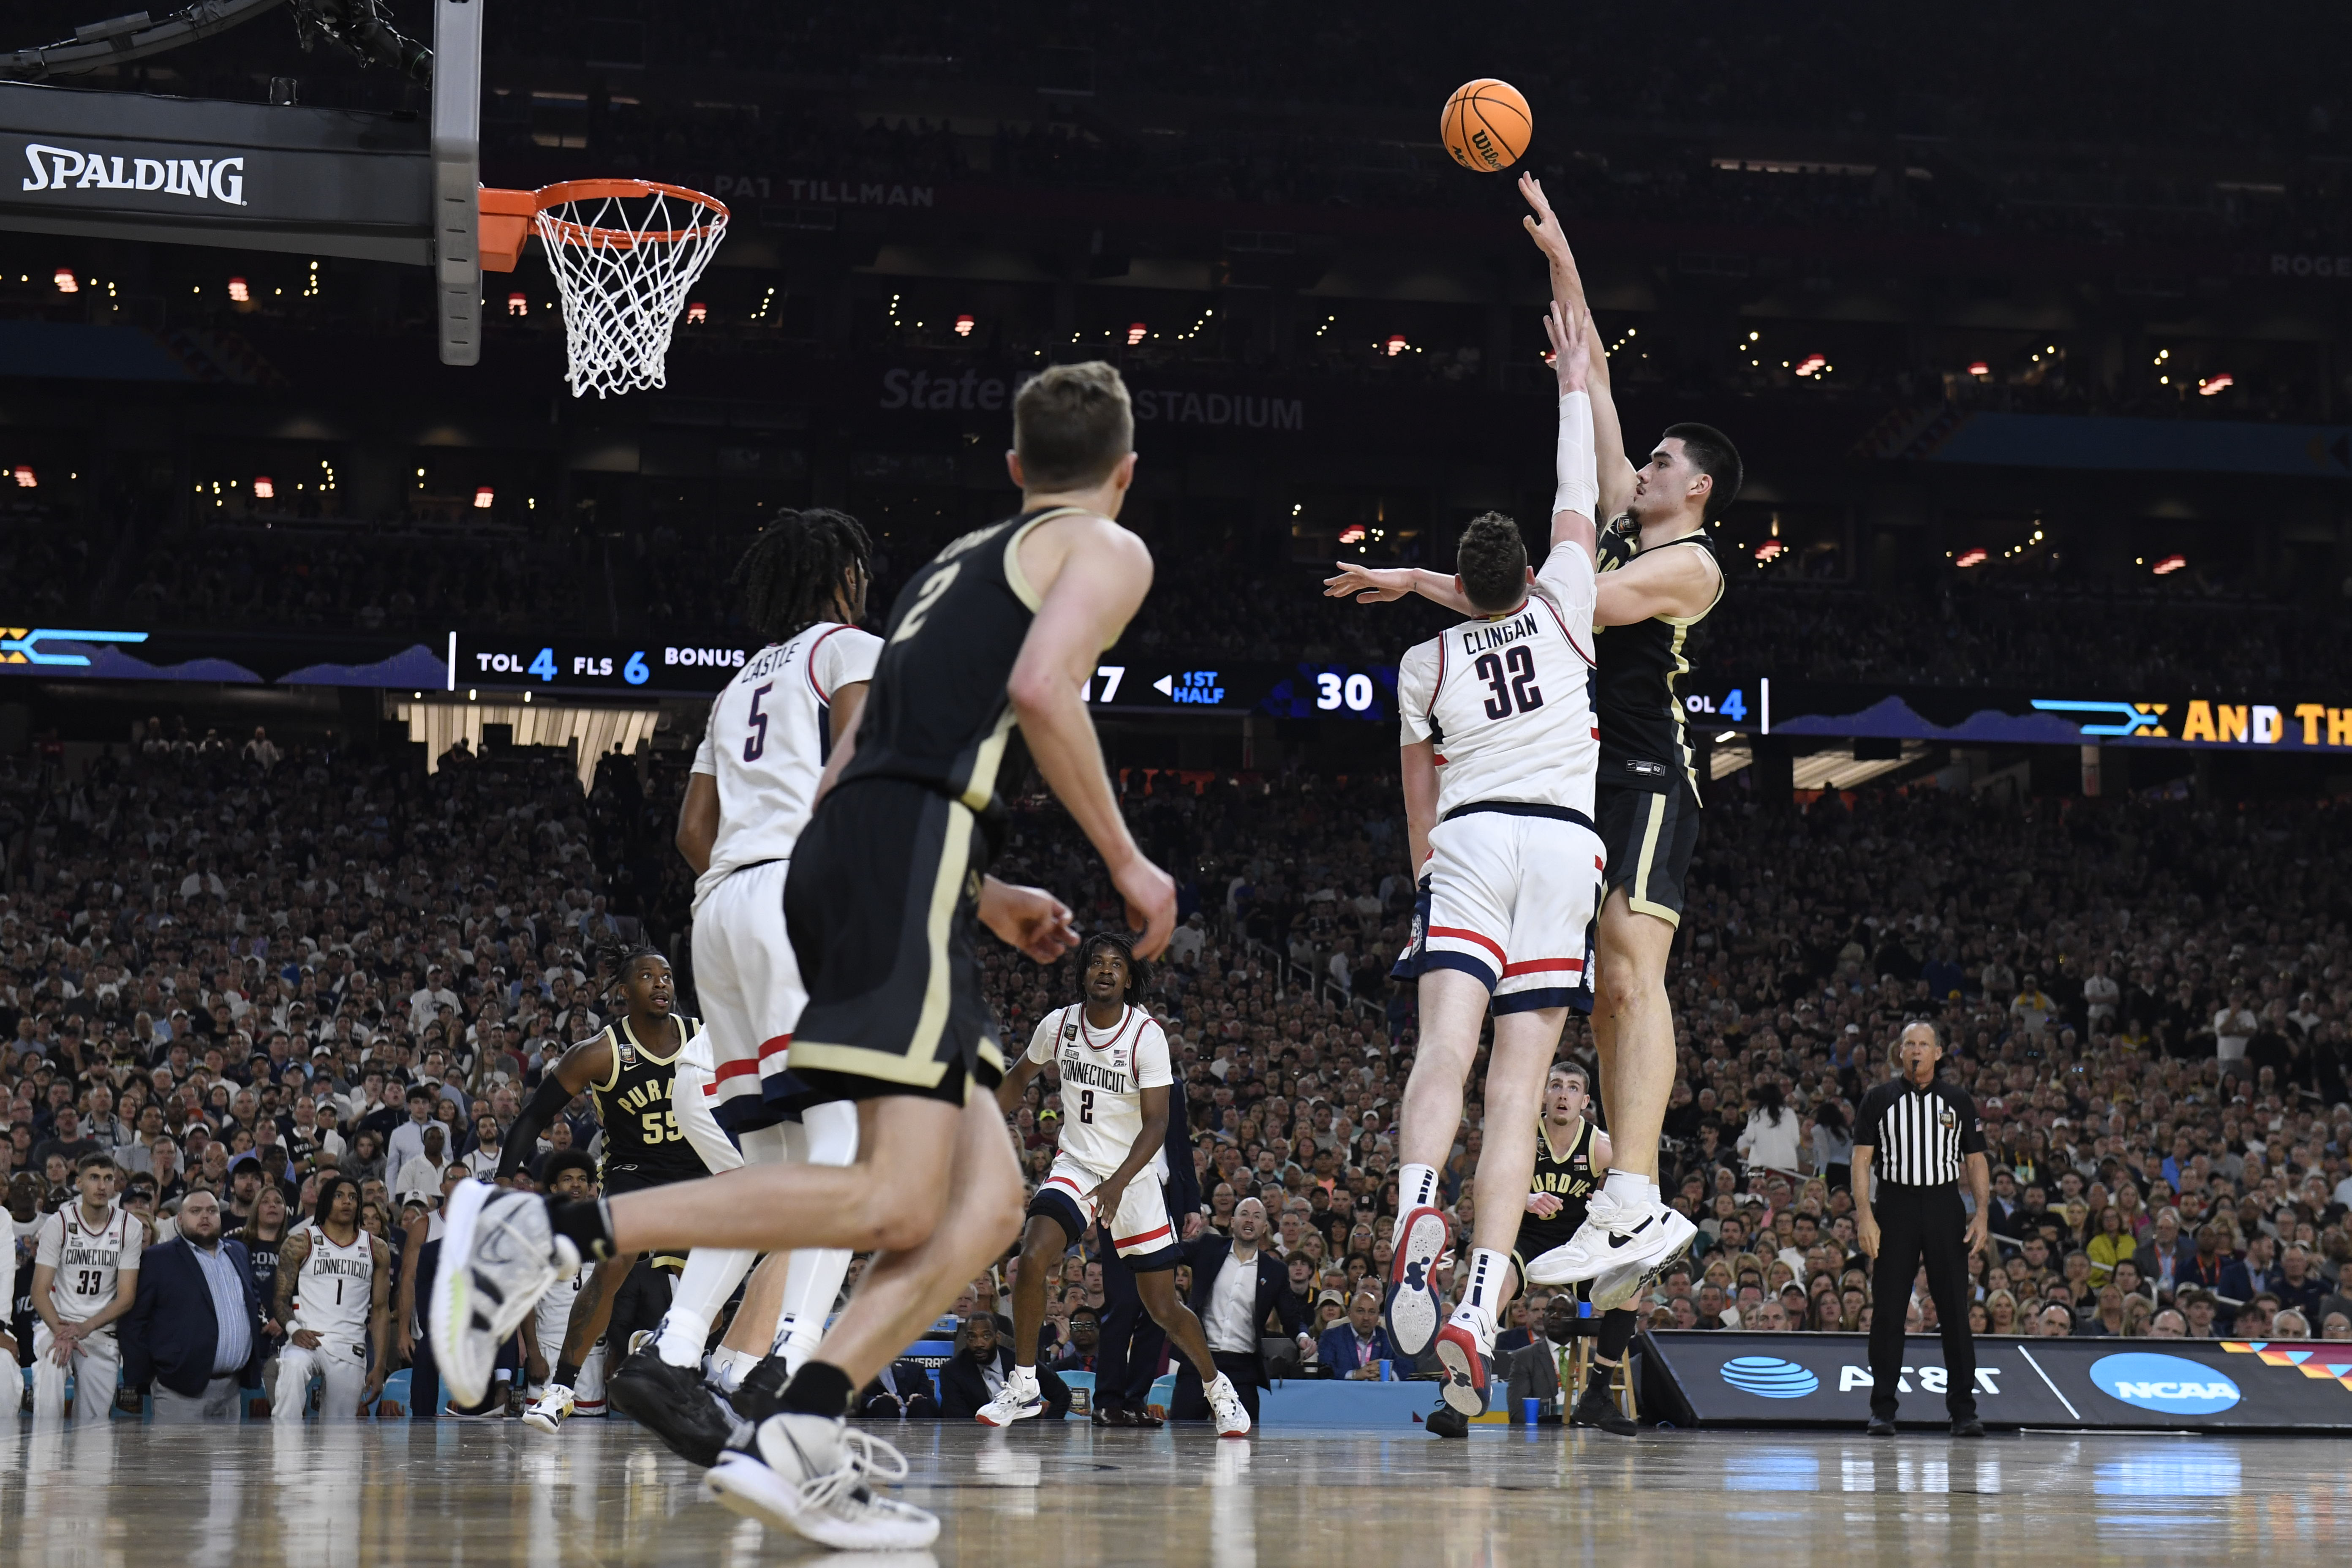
[590,1014,705,1176]
[836,506,1086,816]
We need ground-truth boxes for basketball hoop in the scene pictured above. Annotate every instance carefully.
[480,179,729,399]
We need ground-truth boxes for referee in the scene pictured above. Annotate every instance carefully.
[1851,1020,1989,1436]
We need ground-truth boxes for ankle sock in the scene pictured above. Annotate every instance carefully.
[548,1198,616,1260]
[779,1361,855,1418]
[1399,1163,1439,1213]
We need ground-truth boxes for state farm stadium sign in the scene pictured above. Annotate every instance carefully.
[880,368,1302,432]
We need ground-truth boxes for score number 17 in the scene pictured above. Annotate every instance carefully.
[1080,665,1126,702]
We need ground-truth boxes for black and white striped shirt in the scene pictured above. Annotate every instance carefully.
[1853,1075,1984,1188]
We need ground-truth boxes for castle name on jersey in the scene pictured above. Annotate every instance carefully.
[1058,1055,1132,1092]
[1459,611,1539,655]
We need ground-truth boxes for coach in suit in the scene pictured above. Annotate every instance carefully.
[1171,1197,1312,1425]
[122,1190,267,1422]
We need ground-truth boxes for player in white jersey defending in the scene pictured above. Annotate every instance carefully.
[600,509,881,1466]
[1366,300,1622,1416]
[978,934,1254,1435]
[272,1175,392,1421]
[31,1152,144,1424]
[523,1153,610,1416]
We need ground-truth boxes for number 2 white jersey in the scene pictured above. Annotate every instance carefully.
[35,1202,136,1326]
[691,621,883,910]
[1023,1005,1173,1179]
[1396,539,1600,820]
[291,1224,375,1343]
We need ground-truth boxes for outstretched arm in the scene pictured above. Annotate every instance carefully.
[1544,299,1598,564]
[1521,173,1636,523]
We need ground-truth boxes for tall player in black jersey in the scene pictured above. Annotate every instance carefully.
[435,360,1171,1552]
[1326,174,1732,1297]
[494,947,705,1432]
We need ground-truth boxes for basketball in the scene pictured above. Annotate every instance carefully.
[1440,78,1532,172]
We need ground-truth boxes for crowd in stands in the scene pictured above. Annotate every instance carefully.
[948,768,2352,1378]
[3,676,2349,1417]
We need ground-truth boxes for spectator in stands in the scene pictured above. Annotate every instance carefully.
[1317,1288,1393,1380]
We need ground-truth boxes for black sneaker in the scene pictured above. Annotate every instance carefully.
[729,1353,794,1425]
[1951,1416,1986,1437]
[1866,1417,1897,1436]
[607,1348,748,1468]
[1426,1404,1469,1439]
[1570,1386,1637,1435]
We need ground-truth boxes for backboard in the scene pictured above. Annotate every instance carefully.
[0,0,483,363]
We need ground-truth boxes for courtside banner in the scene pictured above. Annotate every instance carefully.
[1642,1331,2352,1432]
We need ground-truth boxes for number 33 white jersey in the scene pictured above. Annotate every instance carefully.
[1395,539,1599,820]
[691,621,883,912]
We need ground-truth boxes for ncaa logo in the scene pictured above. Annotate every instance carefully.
[2090,1353,2240,1415]
[1719,1356,1819,1399]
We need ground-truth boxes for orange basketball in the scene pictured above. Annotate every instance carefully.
[1440,79,1532,173]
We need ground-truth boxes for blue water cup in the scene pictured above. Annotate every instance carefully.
[1522,1397,1541,1424]
[1377,1360,1392,1382]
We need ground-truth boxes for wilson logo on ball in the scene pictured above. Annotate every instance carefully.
[1440,79,1532,173]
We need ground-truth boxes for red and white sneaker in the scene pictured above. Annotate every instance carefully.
[1434,1315,1492,1417]
[1384,1206,1451,1360]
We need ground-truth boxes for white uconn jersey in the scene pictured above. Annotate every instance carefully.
[1396,540,1599,819]
[292,1225,374,1342]
[36,1203,134,1326]
[1023,1005,1173,1177]
[691,621,883,909]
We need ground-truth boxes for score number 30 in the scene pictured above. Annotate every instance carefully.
[1315,672,1378,712]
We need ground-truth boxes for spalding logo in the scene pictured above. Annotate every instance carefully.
[2089,1353,2240,1415]
[1719,1356,1819,1399]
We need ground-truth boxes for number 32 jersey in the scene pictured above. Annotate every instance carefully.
[1024,1004,1173,1178]
[692,621,883,910]
[1396,539,1599,820]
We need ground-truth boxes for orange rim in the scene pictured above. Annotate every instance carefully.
[531,178,730,250]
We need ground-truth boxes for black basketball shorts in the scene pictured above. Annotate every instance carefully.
[1595,781,1701,927]
[782,776,1006,1110]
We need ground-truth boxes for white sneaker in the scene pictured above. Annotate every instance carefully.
[1205,1372,1252,1437]
[429,1182,581,1408]
[1589,1253,1666,1313]
[702,1413,938,1551]
[974,1369,1045,1427]
[1524,1190,1695,1286]
[1434,1310,1494,1416]
[523,1384,574,1433]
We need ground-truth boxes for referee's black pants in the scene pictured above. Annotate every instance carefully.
[1867,1182,1976,1422]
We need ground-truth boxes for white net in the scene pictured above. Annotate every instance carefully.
[532,182,729,399]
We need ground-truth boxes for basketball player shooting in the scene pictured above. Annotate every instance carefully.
[980,932,1257,1435]
[435,360,1174,1552]
[1327,172,1734,1293]
[1365,298,1608,1418]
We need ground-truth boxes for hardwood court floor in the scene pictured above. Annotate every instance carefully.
[0,1418,2335,1566]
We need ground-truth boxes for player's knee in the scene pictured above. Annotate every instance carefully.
[1593,965,1645,1017]
[856,1200,941,1255]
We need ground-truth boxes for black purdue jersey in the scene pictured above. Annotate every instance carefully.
[1519,1117,1601,1255]
[1592,523,1722,802]
[840,506,1086,815]
[590,1014,703,1175]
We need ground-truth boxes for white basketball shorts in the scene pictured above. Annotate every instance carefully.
[1421,809,1602,1014]
[691,858,808,1124]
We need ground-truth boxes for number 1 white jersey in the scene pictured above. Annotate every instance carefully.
[1023,1005,1173,1179]
[691,621,883,910]
[1396,539,1599,820]
[291,1224,375,1343]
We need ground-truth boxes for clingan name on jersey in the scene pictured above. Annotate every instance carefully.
[1459,612,1538,655]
